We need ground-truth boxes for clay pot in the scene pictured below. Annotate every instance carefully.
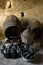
[10,46,18,58]
[21,48,36,62]
[21,28,34,44]
[1,44,5,54]
[4,48,10,58]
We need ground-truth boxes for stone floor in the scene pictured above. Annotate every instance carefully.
[0,46,43,65]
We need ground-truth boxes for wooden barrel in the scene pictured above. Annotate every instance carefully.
[29,19,41,40]
[3,15,22,40]
[29,20,40,31]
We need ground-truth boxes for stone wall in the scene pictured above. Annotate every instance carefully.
[0,0,9,9]
[0,0,43,29]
